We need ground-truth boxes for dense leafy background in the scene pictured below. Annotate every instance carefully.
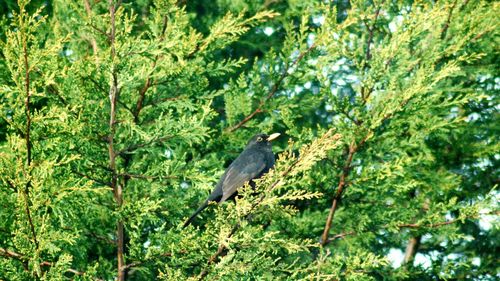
[0,0,498,280]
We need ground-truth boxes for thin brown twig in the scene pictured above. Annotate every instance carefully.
[322,213,489,246]
[122,250,187,270]
[107,1,125,280]
[440,0,458,40]
[89,23,111,40]
[361,5,381,105]
[320,0,469,254]
[117,173,159,180]
[84,75,134,115]
[338,107,362,125]
[0,248,105,280]
[40,262,103,280]
[227,44,316,132]
[402,198,429,265]
[4,179,17,192]
[134,16,169,122]
[135,77,152,122]
[23,23,32,187]
[0,247,24,260]
[320,64,434,246]
[365,6,381,61]
[143,96,183,108]
[21,20,39,255]
[471,30,489,42]
[72,170,112,186]
[198,225,239,280]
[398,217,464,229]
[117,135,174,156]
[83,0,99,59]
[31,69,68,104]
[60,226,117,245]
[320,141,357,246]
[329,231,356,241]
[403,236,421,264]
[262,0,280,10]
[320,97,411,246]
[87,232,117,245]
[321,91,412,246]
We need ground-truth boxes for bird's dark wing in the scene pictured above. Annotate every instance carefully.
[218,150,266,203]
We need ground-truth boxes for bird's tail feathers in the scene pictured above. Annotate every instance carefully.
[182,202,209,228]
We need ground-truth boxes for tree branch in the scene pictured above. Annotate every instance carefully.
[0,248,105,280]
[72,169,112,187]
[30,69,68,105]
[322,213,490,246]
[84,75,134,116]
[117,173,160,180]
[198,225,239,280]
[143,95,183,109]
[402,198,429,265]
[134,16,168,123]
[320,94,412,246]
[320,89,411,246]
[0,247,24,260]
[117,135,173,156]
[87,231,117,246]
[320,141,357,246]
[338,107,362,126]
[440,0,458,40]
[107,1,125,280]
[328,231,356,241]
[122,250,187,271]
[365,6,381,61]
[4,179,17,192]
[23,16,32,190]
[403,236,421,264]
[21,18,39,254]
[83,0,99,60]
[88,22,111,40]
[227,44,316,132]
[361,5,381,105]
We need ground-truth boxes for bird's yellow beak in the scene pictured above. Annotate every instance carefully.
[267,133,281,142]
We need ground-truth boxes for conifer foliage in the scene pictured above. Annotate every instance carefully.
[0,0,498,280]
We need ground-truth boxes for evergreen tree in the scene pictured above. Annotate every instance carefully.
[0,0,498,280]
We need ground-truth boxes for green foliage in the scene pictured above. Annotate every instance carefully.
[0,0,498,280]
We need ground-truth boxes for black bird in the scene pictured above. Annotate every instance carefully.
[183,133,280,228]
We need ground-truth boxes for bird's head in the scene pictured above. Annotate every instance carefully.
[246,133,280,149]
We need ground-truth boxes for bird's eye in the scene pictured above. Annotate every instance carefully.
[257,136,263,142]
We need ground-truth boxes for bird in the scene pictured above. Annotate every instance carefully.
[183,133,280,228]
